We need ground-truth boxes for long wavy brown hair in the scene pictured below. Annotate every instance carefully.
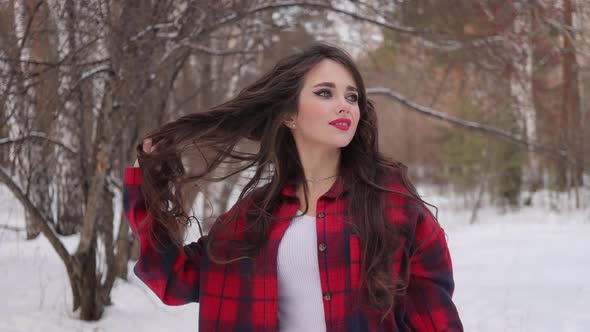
[135,42,429,320]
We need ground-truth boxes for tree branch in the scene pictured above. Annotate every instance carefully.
[0,57,110,68]
[0,132,77,156]
[367,87,570,161]
[0,166,72,269]
[219,1,504,51]
[241,1,422,34]
[0,224,25,232]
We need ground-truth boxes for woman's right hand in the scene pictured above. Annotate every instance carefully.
[133,138,156,167]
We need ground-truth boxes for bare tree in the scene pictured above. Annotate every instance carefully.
[1,0,587,322]
[0,0,321,320]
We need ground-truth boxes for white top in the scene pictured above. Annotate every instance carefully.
[277,210,326,332]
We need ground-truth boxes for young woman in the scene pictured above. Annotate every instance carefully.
[124,43,463,331]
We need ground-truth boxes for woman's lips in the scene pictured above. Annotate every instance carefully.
[329,118,351,131]
[330,123,350,131]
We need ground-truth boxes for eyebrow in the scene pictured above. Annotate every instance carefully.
[312,82,358,92]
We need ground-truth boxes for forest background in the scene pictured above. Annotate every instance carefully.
[0,0,588,330]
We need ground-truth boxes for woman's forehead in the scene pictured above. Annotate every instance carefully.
[303,59,357,88]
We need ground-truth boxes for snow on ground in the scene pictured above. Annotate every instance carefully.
[0,184,588,332]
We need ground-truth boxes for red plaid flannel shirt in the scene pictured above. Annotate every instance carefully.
[124,167,462,331]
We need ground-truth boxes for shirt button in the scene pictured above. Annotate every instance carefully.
[317,212,325,218]
[323,292,332,301]
[318,243,327,251]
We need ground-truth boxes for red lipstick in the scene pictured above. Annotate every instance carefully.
[329,118,351,131]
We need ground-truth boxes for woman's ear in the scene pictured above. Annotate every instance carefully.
[283,116,296,129]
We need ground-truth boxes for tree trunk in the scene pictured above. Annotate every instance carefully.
[562,0,583,192]
[100,183,116,305]
[114,208,131,280]
[510,2,541,192]
[71,240,103,321]
[24,210,41,239]
[48,0,84,235]
[14,0,52,240]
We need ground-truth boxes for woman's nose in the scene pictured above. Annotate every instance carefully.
[337,101,351,113]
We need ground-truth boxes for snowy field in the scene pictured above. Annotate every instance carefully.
[0,185,588,332]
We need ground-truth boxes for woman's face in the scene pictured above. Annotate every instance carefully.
[287,59,361,150]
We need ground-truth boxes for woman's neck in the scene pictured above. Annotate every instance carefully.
[299,148,340,180]
[295,145,341,195]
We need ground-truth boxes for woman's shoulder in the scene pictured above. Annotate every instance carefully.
[381,165,441,236]
[218,184,273,220]
[381,165,418,205]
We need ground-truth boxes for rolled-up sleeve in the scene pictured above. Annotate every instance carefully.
[123,166,204,305]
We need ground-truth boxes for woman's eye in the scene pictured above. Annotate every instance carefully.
[314,90,357,102]
[314,89,331,98]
